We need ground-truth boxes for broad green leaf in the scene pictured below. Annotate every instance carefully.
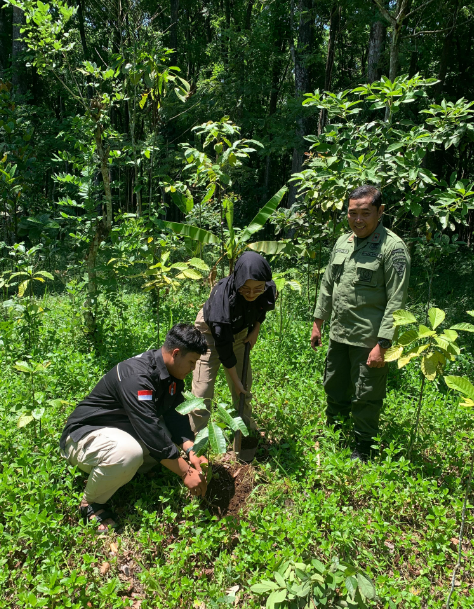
[442,329,458,342]
[170,262,188,271]
[434,335,450,351]
[460,398,474,408]
[182,268,203,280]
[239,186,287,243]
[428,307,445,330]
[398,344,428,368]
[447,341,461,355]
[418,325,436,338]
[345,575,357,596]
[193,427,209,455]
[398,329,419,346]
[208,421,227,454]
[266,588,287,607]
[14,361,33,373]
[356,573,376,600]
[467,311,474,317]
[392,309,417,327]
[444,376,474,401]
[17,412,34,428]
[286,280,301,291]
[47,398,70,408]
[247,241,287,255]
[384,345,403,362]
[163,221,219,244]
[32,407,45,420]
[274,572,286,588]
[421,352,444,380]
[18,279,29,297]
[35,271,54,280]
[449,323,474,333]
[200,184,215,205]
[250,581,280,594]
[188,258,209,271]
[176,395,206,415]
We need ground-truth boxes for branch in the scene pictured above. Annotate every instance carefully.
[405,0,437,20]
[371,0,395,26]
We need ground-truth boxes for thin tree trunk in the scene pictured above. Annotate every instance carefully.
[318,4,341,134]
[367,20,385,82]
[12,6,26,95]
[170,0,179,65]
[287,0,314,209]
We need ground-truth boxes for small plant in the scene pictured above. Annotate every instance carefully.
[273,271,302,341]
[176,392,249,479]
[15,360,51,437]
[385,308,474,457]
[249,557,377,608]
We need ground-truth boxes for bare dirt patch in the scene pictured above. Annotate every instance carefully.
[203,460,256,517]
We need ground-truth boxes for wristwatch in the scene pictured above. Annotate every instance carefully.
[377,338,392,349]
[184,445,195,457]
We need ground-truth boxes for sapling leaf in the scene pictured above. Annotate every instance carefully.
[17,412,34,428]
[384,345,403,362]
[397,329,419,346]
[266,588,287,606]
[392,309,417,326]
[208,421,227,454]
[418,324,436,338]
[398,344,429,368]
[14,361,33,373]
[434,335,450,351]
[193,427,209,455]
[428,307,445,330]
[449,323,474,333]
[250,581,279,594]
[32,408,45,420]
[460,398,474,408]
[356,573,376,599]
[188,258,209,271]
[345,575,357,596]
[176,394,206,414]
[421,352,441,380]
[442,329,458,342]
[274,572,286,587]
[444,376,474,401]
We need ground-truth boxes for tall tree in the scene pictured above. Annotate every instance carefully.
[367,19,386,82]
[12,6,26,94]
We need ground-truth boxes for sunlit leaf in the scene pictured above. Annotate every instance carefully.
[398,344,428,368]
[392,309,417,327]
[239,186,287,243]
[14,361,33,373]
[250,581,280,594]
[176,395,206,414]
[247,241,287,255]
[17,412,34,428]
[421,351,444,380]
[418,325,436,338]
[356,573,376,600]
[449,323,474,333]
[384,345,403,362]
[208,421,227,454]
[442,329,458,342]
[444,375,474,401]
[428,307,445,330]
[398,329,419,346]
[163,221,219,244]
[193,427,209,455]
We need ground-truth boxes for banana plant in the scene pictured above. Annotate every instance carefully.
[140,249,209,341]
[176,392,249,481]
[164,185,288,273]
[384,308,474,457]
[273,271,302,341]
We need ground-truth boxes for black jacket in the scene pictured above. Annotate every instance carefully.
[59,349,193,461]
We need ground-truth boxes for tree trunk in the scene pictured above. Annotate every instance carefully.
[287,0,315,209]
[0,1,11,78]
[170,0,179,65]
[367,20,385,82]
[12,6,26,95]
[318,3,341,134]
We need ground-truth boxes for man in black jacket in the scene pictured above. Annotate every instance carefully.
[60,324,208,531]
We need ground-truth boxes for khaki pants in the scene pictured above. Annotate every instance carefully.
[61,425,168,504]
[191,309,253,432]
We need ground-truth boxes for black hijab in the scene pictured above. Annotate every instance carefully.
[203,251,276,326]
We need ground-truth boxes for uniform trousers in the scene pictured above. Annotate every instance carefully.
[61,424,170,504]
[191,309,253,432]
[323,339,388,441]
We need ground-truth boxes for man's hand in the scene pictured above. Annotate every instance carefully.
[243,323,260,349]
[228,366,250,397]
[182,467,207,497]
[367,344,387,368]
[188,452,208,474]
[311,319,323,351]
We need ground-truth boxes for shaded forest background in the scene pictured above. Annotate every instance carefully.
[1,0,474,247]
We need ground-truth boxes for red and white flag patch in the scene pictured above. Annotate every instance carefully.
[137,390,153,401]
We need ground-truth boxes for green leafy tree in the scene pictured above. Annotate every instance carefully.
[385,308,474,457]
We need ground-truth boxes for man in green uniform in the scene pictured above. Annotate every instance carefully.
[311,185,410,461]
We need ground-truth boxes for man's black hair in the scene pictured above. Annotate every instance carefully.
[348,185,382,209]
[163,323,208,356]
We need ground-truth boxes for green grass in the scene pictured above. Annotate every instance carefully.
[1,255,474,608]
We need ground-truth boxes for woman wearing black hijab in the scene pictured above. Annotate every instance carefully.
[191,251,276,432]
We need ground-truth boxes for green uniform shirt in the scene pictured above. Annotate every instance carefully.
[314,222,410,348]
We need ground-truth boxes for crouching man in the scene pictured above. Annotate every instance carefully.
[60,323,209,531]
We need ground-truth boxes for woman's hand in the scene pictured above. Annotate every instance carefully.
[243,322,261,350]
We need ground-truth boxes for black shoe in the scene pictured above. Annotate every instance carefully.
[350,440,374,462]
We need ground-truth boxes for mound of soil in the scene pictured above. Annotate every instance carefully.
[203,462,255,517]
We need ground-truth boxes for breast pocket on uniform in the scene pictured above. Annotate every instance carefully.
[331,253,347,282]
[354,259,380,287]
